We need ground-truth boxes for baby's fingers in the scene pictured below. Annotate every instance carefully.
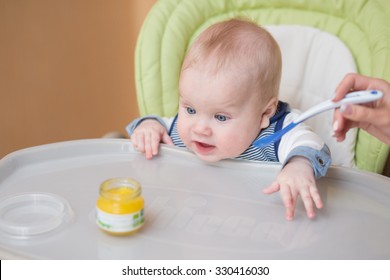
[144,132,160,159]
[310,186,323,210]
[131,132,145,153]
[162,131,174,146]
[280,185,296,221]
[300,188,315,219]
[263,181,280,194]
[300,186,323,219]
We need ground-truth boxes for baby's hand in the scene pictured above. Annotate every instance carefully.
[131,120,174,159]
[263,157,322,221]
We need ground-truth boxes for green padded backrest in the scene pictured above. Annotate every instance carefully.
[135,0,390,173]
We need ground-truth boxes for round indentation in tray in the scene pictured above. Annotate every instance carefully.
[0,192,73,239]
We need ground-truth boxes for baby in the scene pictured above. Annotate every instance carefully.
[127,18,331,220]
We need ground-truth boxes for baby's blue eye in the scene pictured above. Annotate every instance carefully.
[215,114,228,122]
[186,107,196,114]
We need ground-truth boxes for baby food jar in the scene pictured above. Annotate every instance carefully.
[96,178,145,235]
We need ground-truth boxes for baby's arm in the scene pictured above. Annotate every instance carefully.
[263,112,331,220]
[126,116,174,159]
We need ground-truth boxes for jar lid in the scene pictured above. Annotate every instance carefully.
[0,192,73,239]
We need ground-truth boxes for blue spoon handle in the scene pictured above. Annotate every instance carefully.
[253,122,298,147]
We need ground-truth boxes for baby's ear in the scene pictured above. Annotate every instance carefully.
[260,97,278,128]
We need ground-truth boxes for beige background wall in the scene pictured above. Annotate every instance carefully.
[0,0,156,158]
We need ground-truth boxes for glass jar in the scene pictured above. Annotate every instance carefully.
[96,178,144,235]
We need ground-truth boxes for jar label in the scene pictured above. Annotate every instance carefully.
[96,208,144,233]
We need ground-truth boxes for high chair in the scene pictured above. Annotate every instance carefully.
[133,0,390,174]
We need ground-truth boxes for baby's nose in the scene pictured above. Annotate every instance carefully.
[193,120,212,136]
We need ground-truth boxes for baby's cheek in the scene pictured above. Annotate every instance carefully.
[219,133,251,157]
[177,122,189,144]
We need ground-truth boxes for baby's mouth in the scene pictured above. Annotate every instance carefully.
[194,141,215,153]
[197,142,213,148]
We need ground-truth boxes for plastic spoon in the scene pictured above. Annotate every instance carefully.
[253,90,383,147]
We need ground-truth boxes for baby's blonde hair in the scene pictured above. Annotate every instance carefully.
[181,18,282,103]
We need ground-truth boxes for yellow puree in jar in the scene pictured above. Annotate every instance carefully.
[97,187,144,213]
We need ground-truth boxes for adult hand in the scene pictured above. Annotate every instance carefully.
[332,73,390,145]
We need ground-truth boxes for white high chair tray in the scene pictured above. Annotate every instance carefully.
[0,139,389,259]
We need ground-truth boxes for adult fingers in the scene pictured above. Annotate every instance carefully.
[333,111,351,140]
[333,73,371,101]
[340,103,376,124]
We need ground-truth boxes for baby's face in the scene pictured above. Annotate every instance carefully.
[177,68,265,162]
